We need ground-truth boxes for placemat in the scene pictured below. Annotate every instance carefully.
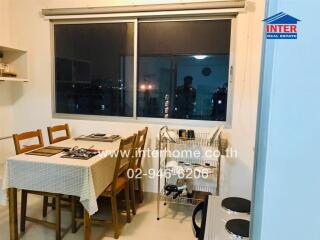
[74,134,121,142]
[26,146,69,157]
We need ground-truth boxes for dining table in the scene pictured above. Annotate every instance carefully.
[1,137,121,240]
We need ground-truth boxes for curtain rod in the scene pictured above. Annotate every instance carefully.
[42,1,245,16]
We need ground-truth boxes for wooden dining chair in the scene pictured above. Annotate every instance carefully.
[101,134,136,239]
[13,129,63,240]
[71,135,136,239]
[45,123,72,217]
[129,127,148,212]
[13,129,44,154]
[47,123,71,144]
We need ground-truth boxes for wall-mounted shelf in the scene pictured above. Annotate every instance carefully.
[0,45,28,82]
[0,77,28,82]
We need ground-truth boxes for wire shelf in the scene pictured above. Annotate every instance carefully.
[160,189,204,206]
[157,126,226,220]
[166,157,220,168]
[190,184,216,193]
[159,128,228,152]
[165,175,218,193]
[167,132,219,148]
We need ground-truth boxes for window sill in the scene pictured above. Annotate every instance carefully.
[53,112,231,129]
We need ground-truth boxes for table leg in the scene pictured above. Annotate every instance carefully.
[84,208,91,240]
[8,188,18,240]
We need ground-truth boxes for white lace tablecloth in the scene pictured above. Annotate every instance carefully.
[0,138,120,215]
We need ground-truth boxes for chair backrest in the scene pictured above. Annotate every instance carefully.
[13,129,44,154]
[111,134,137,192]
[132,127,148,169]
[47,123,71,144]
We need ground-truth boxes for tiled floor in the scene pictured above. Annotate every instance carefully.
[0,192,196,240]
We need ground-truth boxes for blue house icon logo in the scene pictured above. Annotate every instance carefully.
[263,12,300,39]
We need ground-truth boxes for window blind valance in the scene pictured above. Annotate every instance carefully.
[42,1,245,20]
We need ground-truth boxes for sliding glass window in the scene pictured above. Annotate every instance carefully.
[54,22,134,116]
[138,20,231,121]
[53,19,232,122]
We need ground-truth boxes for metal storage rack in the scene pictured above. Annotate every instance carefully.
[157,126,227,220]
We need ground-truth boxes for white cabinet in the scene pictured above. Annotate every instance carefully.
[0,45,28,82]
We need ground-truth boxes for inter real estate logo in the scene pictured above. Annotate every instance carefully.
[263,12,300,39]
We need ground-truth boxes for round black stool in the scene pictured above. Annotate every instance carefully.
[225,219,250,239]
[221,197,251,214]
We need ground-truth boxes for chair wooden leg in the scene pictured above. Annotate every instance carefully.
[52,197,56,210]
[8,188,18,240]
[130,180,136,215]
[137,178,144,203]
[20,190,28,233]
[55,195,61,240]
[43,196,48,218]
[84,209,91,240]
[125,184,131,223]
[71,196,77,233]
[111,195,119,239]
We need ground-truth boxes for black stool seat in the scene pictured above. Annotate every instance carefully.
[226,219,250,238]
[222,197,251,214]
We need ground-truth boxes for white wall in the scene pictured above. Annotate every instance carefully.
[1,0,265,196]
[252,0,320,239]
[0,0,15,170]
